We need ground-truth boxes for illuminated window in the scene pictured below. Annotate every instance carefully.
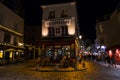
[0,50,3,58]
[10,52,13,58]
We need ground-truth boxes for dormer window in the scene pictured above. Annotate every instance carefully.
[48,10,55,19]
[61,9,68,18]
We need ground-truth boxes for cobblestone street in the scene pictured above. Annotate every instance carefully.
[0,61,120,80]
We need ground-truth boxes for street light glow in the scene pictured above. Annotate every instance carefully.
[42,27,48,36]
[79,35,82,39]
[18,42,23,46]
[68,26,75,35]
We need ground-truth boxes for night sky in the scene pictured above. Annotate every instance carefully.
[22,0,119,43]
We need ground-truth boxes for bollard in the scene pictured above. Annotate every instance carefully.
[82,61,85,67]
[36,63,39,70]
[74,60,79,70]
[54,64,59,70]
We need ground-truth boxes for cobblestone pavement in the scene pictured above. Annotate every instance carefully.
[0,61,120,80]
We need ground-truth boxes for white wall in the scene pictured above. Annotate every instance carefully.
[41,2,78,37]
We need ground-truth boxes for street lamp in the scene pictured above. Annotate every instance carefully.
[79,35,82,39]
[79,35,86,67]
[79,35,84,51]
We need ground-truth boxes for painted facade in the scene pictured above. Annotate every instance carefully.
[0,3,24,64]
[38,2,80,61]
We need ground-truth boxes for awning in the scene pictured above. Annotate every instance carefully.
[16,49,24,52]
[5,48,16,52]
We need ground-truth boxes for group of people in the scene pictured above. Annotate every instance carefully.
[35,54,86,69]
[105,55,117,68]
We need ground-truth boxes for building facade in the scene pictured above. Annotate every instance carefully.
[95,4,120,64]
[0,3,24,64]
[38,2,80,61]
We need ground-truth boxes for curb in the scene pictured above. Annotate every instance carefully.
[31,68,88,72]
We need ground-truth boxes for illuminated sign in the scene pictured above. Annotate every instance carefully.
[45,19,71,26]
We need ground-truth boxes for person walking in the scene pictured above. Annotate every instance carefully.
[111,57,117,68]
[106,56,111,68]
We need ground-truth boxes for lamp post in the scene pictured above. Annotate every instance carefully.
[79,35,86,67]
[79,35,83,50]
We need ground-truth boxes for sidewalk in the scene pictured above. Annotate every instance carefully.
[30,63,88,72]
[98,61,120,70]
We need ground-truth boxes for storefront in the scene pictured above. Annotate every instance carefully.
[36,37,76,59]
[0,44,25,64]
[106,44,120,64]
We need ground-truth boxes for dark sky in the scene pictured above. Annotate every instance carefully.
[22,0,119,43]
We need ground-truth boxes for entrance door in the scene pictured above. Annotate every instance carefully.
[54,48,62,56]
[53,48,62,63]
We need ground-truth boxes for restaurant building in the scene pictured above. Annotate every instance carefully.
[36,2,80,61]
